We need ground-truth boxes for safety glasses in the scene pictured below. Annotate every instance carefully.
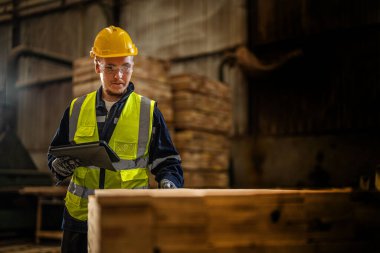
[99,63,133,75]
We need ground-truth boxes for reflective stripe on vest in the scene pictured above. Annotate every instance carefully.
[69,95,87,143]
[68,180,149,199]
[137,96,151,157]
[85,156,149,170]
[68,180,94,199]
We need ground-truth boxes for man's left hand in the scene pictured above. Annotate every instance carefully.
[160,179,177,189]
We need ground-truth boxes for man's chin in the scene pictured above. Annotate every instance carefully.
[106,89,126,97]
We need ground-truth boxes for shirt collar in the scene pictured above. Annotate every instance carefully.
[96,82,135,110]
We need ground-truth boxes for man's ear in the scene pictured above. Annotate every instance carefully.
[94,57,101,74]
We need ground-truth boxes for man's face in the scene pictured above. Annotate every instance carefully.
[95,56,134,101]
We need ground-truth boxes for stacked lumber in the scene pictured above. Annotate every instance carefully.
[171,74,231,133]
[72,57,98,98]
[170,74,232,188]
[72,56,173,124]
[88,188,380,253]
[131,56,173,125]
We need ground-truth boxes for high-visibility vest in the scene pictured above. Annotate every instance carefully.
[65,90,155,221]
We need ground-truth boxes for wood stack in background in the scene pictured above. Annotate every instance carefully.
[170,74,232,188]
[131,56,173,129]
[72,57,98,98]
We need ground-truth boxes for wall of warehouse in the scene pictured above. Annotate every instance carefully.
[0,2,108,170]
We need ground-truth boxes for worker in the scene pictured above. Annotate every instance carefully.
[47,26,183,253]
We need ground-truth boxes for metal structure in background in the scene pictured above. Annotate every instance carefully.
[0,0,118,25]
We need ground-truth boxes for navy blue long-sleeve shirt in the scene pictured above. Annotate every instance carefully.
[47,83,183,232]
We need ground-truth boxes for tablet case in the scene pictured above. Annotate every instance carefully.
[49,141,120,171]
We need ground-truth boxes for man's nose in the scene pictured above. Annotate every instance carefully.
[113,69,124,79]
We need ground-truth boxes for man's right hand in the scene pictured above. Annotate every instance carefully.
[52,156,80,177]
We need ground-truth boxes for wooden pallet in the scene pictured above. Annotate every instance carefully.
[180,150,229,171]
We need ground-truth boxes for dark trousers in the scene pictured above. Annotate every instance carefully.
[61,229,88,253]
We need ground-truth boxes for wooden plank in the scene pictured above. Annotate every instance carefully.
[175,109,232,134]
[19,186,67,196]
[133,55,169,82]
[88,195,101,253]
[73,71,98,85]
[153,196,208,251]
[0,244,60,253]
[132,76,172,102]
[174,90,231,114]
[205,195,305,247]
[89,195,153,253]
[180,149,229,171]
[72,80,100,97]
[89,189,380,252]
[170,74,230,99]
[36,230,63,239]
[174,130,230,152]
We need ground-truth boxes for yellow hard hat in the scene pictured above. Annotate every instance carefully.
[90,25,138,58]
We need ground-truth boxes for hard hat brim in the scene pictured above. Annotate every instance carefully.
[90,47,138,58]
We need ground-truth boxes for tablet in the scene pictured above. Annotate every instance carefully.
[49,141,120,171]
